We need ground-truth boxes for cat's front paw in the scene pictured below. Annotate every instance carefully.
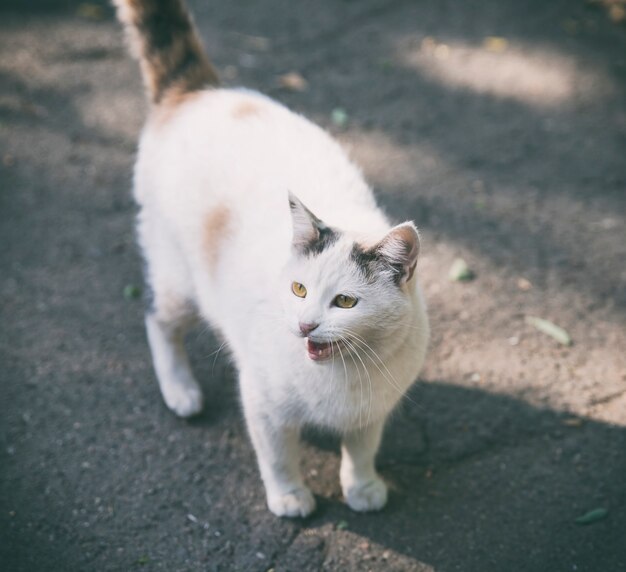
[267,487,316,518]
[343,477,388,512]
[161,382,204,418]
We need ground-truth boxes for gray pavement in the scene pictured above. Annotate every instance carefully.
[1,1,625,570]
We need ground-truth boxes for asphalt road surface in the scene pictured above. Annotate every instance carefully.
[1,0,625,570]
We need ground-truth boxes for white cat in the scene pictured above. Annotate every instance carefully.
[115,0,429,517]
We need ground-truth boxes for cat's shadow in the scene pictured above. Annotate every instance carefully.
[184,327,240,426]
[282,381,625,570]
[301,399,428,465]
[181,328,624,570]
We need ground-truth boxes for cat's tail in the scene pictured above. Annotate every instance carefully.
[113,0,219,104]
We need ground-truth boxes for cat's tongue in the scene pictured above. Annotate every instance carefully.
[306,339,332,361]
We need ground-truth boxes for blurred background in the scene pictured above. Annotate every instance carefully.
[1,0,625,570]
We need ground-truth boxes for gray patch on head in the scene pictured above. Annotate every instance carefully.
[300,224,340,256]
[350,243,401,285]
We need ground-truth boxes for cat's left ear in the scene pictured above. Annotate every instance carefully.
[288,192,335,254]
[377,222,420,285]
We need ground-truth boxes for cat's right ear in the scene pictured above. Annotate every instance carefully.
[288,192,335,254]
[376,222,420,285]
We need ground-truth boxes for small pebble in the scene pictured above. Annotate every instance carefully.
[278,72,308,92]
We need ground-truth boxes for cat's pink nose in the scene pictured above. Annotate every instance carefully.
[299,322,319,336]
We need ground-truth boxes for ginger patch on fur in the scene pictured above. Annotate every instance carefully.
[203,205,232,269]
[155,291,196,325]
[232,99,262,119]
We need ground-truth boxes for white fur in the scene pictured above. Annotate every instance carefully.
[134,88,429,516]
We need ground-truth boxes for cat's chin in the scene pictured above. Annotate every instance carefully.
[306,338,334,362]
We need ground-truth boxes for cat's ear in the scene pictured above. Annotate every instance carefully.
[288,192,336,254]
[376,222,420,285]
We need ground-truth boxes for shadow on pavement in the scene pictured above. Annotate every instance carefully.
[1,0,625,570]
[1,372,625,571]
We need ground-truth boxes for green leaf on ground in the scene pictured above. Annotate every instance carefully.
[525,316,572,346]
[331,108,348,127]
[336,520,349,530]
[123,284,141,300]
[136,555,150,565]
[474,198,486,210]
[575,507,608,525]
[449,258,475,282]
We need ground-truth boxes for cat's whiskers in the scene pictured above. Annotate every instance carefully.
[342,334,399,415]
[332,341,343,411]
[350,338,408,400]
[323,340,336,418]
[341,328,420,408]
[334,339,351,424]
[342,328,400,384]
[332,335,364,430]
[340,335,374,429]
[342,336,365,430]
[210,340,229,375]
[329,339,336,386]
[195,326,230,370]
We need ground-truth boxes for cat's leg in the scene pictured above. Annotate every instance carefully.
[140,213,203,418]
[340,419,388,512]
[240,381,315,517]
[145,305,203,418]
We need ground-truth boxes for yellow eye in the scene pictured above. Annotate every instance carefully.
[334,294,358,309]
[292,282,307,298]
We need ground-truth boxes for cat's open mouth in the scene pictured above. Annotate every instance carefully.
[306,338,334,361]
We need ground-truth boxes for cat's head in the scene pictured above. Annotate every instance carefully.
[281,193,419,363]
